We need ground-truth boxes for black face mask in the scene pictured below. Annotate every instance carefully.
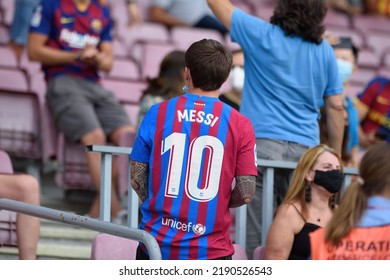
[313,169,344,194]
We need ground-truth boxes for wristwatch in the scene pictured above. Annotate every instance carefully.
[73,52,81,61]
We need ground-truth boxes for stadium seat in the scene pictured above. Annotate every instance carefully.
[366,32,390,58]
[232,244,248,260]
[349,67,377,87]
[170,26,225,51]
[0,24,9,45]
[106,58,141,81]
[0,0,14,26]
[91,233,138,260]
[0,149,18,248]
[345,83,363,98]
[130,42,176,80]
[117,22,171,54]
[324,10,351,29]
[253,245,266,260]
[357,49,381,70]
[353,15,390,34]
[0,68,42,160]
[254,5,274,22]
[0,46,18,68]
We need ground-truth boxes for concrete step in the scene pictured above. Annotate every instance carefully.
[0,218,99,260]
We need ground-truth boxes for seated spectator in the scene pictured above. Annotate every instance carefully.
[0,174,40,259]
[354,76,390,147]
[265,144,344,260]
[326,0,364,16]
[219,50,244,111]
[310,142,390,260]
[137,50,185,129]
[8,0,41,61]
[28,0,134,221]
[320,37,361,167]
[149,0,228,35]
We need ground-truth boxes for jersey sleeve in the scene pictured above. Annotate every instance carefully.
[29,0,53,36]
[235,117,258,177]
[357,78,382,108]
[101,8,113,42]
[130,105,157,163]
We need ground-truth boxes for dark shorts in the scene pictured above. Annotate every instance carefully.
[46,75,131,142]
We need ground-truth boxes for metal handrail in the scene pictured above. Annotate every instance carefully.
[0,198,162,260]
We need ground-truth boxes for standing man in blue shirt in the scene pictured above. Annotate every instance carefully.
[207,0,345,258]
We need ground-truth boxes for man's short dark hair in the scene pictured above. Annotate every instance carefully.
[270,0,327,45]
[185,39,233,91]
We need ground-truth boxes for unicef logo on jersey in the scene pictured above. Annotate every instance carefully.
[161,217,206,235]
[192,223,206,235]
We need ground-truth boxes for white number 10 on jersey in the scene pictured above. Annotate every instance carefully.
[161,132,224,202]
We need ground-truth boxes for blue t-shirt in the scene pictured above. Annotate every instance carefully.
[230,8,343,147]
[358,196,390,227]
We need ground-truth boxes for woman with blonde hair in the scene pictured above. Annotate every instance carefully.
[310,142,390,260]
[265,144,344,259]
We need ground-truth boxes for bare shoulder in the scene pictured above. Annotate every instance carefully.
[274,203,305,232]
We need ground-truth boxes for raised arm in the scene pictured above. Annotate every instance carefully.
[207,0,235,31]
[324,94,345,156]
[229,175,256,208]
[130,160,149,203]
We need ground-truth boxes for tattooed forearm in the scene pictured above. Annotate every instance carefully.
[229,175,256,208]
[130,161,149,203]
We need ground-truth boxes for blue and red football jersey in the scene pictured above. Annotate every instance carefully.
[29,0,112,82]
[131,93,258,260]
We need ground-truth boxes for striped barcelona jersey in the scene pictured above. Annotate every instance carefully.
[131,93,257,260]
[29,0,112,82]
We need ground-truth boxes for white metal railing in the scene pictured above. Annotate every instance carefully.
[86,145,359,250]
[0,198,162,259]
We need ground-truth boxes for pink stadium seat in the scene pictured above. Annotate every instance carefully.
[0,24,9,45]
[324,10,351,28]
[132,42,176,80]
[232,244,248,260]
[353,15,390,34]
[357,49,381,70]
[112,38,129,58]
[101,78,146,106]
[0,0,14,26]
[0,46,18,68]
[19,50,42,80]
[106,58,140,81]
[117,22,170,53]
[366,32,390,58]
[171,26,225,51]
[0,149,18,247]
[91,233,138,260]
[0,68,42,159]
[253,245,266,260]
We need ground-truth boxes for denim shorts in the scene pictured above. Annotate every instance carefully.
[9,0,41,45]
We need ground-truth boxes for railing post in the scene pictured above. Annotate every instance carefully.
[100,152,112,222]
[262,166,274,245]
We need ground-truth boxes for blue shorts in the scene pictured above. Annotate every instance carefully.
[9,0,41,45]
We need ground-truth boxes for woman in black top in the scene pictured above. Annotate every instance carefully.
[265,144,344,260]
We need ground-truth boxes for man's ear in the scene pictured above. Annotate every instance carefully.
[185,67,191,82]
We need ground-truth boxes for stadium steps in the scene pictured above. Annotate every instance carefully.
[0,219,98,260]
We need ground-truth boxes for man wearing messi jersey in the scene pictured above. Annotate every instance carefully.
[130,39,257,260]
[28,0,134,220]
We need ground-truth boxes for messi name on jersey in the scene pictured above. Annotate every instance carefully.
[177,109,219,127]
[60,28,100,49]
